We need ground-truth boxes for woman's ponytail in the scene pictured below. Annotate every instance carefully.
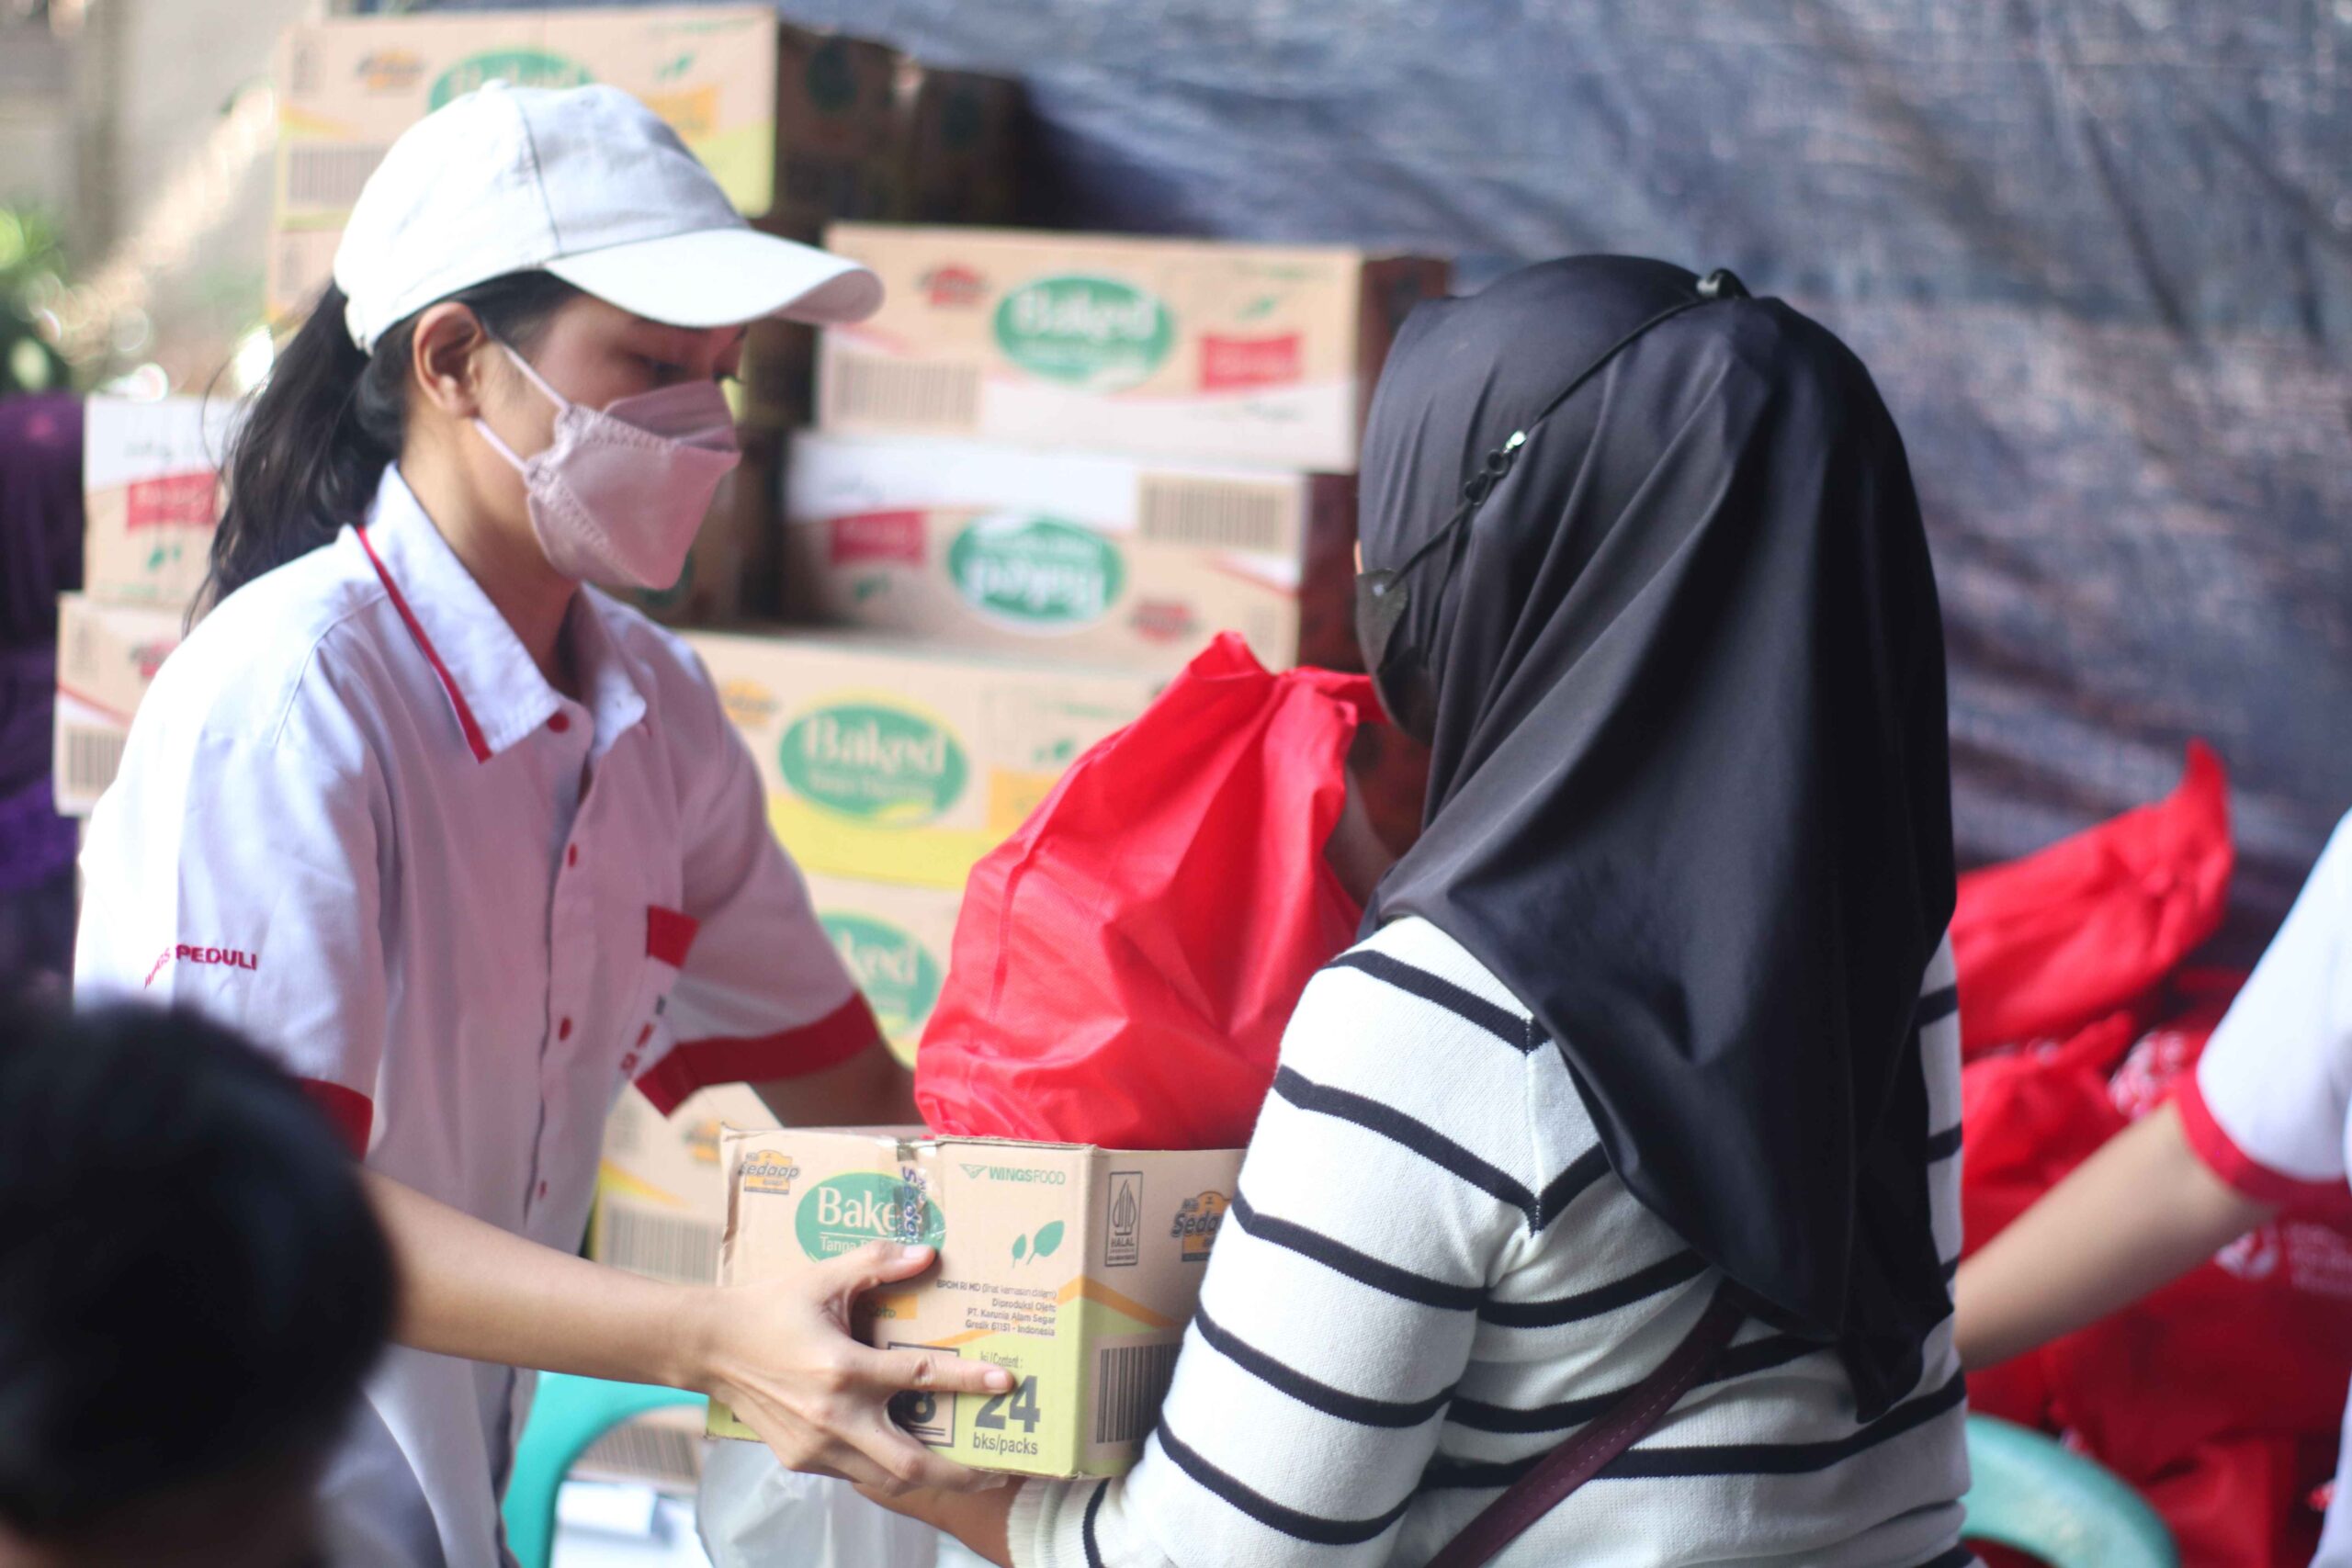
[202,273,577,614]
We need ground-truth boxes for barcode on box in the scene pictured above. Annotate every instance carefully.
[1093,1341,1181,1446]
[827,354,980,431]
[574,1419,703,1493]
[1137,477,1295,554]
[284,143,390,209]
[600,1207,719,1286]
[62,726,126,800]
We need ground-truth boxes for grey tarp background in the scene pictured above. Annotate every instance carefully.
[423,0,2352,946]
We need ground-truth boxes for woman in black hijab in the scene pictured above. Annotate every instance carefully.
[1358,254,1960,1425]
[882,258,1971,1567]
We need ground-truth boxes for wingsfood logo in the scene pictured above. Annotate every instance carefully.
[144,943,259,988]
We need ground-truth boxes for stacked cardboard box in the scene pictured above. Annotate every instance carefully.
[657,229,1447,1474]
[264,8,1026,634]
[51,397,228,816]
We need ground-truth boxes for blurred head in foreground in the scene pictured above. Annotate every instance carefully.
[0,998,393,1568]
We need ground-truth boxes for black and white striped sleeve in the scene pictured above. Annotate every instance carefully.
[1008,947,1543,1567]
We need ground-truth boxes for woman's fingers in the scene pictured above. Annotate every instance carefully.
[858,1343,1014,1398]
[810,1239,939,1301]
[841,1413,1004,1495]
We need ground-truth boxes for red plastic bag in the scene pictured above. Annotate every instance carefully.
[1962,979,2352,1567]
[915,635,1380,1149]
[1950,742,2232,1056]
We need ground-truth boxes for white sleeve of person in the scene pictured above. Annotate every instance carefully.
[2181,809,2352,1208]
[73,665,390,1155]
[630,665,876,1116]
[1007,950,1531,1568]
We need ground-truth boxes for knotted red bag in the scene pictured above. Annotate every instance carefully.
[915,635,1380,1149]
[1951,741,2233,1057]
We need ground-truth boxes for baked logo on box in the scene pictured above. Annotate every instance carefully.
[1106,1171,1143,1268]
[740,1151,803,1197]
[429,50,591,109]
[1170,1190,1228,1264]
[779,701,969,825]
[818,912,943,1040]
[794,1171,944,1259]
[949,515,1123,630]
[993,275,1175,393]
[921,265,988,309]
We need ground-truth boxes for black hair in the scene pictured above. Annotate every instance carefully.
[201,273,580,613]
[0,997,395,1539]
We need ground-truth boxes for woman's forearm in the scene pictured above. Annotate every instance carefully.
[1954,1101,2273,1370]
[366,1171,718,1391]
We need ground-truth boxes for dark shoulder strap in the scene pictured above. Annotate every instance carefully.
[1426,1281,1746,1568]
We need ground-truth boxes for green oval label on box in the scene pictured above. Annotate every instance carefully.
[779,704,967,824]
[992,275,1174,391]
[948,516,1124,629]
[820,913,943,1037]
[796,1174,944,1259]
[429,51,593,109]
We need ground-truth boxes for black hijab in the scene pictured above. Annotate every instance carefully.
[1359,257,1956,1420]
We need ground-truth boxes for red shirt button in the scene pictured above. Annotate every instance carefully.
[567,845,579,868]
[548,712,571,733]
[537,1179,548,1200]
[637,1023,653,1046]
[558,1018,573,1041]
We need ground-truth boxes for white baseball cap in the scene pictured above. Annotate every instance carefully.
[333,82,882,353]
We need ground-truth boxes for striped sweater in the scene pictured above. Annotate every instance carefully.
[1009,916,1971,1567]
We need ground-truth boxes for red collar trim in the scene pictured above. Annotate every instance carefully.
[357,525,492,764]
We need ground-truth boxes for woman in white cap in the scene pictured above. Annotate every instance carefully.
[72,83,1010,1567]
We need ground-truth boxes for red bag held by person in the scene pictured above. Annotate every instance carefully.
[1950,741,2233,1057]
[916,635,1381,1149]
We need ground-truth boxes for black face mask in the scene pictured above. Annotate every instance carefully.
[1354,269,1750,742]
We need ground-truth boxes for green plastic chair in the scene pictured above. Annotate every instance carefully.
[501,1372,707,1568]
[1962,1416,2178,1567]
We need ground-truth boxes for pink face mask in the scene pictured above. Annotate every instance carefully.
[474,344,741,590]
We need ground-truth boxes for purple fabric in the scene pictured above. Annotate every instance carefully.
[0,393,83,868]
[0,393,83,649]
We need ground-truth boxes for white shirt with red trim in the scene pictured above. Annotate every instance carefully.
[74,467,879,1568]
[2177,809,2352,1566]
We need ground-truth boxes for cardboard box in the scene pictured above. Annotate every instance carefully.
[590,874,958,1280]
[894,63,1023,227]
[816,224,1449,469]
[52,594,182,817]
[266,9,901,317]
[684,629,1162,889]
[781,432,1356,671]
[51,694,129,819]
[709,1127,1244,1478]
[55,592,180,734]
[82,397,238,612]
[593,1083,775,1287]
[803,871,962,1053]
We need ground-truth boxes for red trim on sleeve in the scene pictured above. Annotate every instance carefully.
[646,906,701,968]
[300,1079,374,1156]
[633,994,883,1116]
[356,525,492,764]
[2174,1072,2352,1219]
